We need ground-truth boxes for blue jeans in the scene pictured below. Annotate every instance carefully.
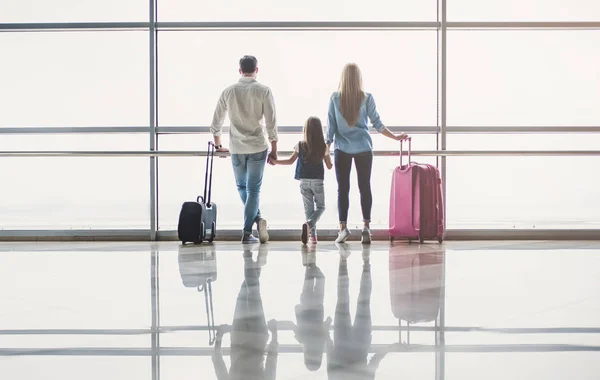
[299,179,325,231]
[231,149,268,234]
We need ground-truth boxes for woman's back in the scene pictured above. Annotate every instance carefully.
[327,92,385,154]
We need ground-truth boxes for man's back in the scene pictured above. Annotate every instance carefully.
[211,77,277,155]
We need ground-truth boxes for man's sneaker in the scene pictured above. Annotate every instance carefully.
[308,235,318,245]
[335,228,351,243]
[241,234,260,244]
[301,223,309,245]
[257,218,269,244]
[361,227,372,245]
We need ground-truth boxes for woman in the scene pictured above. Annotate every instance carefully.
[327,63,409,244]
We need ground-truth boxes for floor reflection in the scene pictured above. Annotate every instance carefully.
[177,244,217,345]
[389,243,445,344]
[294,246,327,371]
[5,241,599,379]
[212,246,278,380]
[327,244,396,379]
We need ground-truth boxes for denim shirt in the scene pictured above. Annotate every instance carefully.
[326,92,385,154]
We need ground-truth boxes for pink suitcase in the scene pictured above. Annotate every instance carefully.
[389,138,444,243]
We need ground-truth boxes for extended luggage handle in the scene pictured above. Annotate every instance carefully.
[400,137,412,167]
[198,279,216,346]
[203,141,216,206]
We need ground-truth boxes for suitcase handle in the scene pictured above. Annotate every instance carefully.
[203,142,216,206]
[400,137,412,167]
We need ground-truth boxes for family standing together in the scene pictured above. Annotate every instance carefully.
[210,55,409,245]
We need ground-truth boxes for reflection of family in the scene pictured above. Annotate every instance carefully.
[212,246,278,380]
[212,245,398,380]
[210,56,409,245]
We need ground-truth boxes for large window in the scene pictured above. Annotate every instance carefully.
[0,0,147,22]
[447,31,600,127]
[158,31,437,128]
[158,0,436,22]
[0,135,149,229]
[0,32,149,127]
[1,1,599,235]
[449,0,600,21]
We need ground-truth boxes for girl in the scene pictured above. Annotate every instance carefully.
[273,117,333,244]
[327,63,409,244]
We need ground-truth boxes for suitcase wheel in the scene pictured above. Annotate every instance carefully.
[438,237,443,244]
[389,236,394,242]
[207,221,216,243]
[420,238,425,244]
[198,222,205,244]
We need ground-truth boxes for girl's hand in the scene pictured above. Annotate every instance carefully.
[395,133,409,141]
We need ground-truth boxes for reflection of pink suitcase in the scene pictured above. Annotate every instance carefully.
[389,138,444,243]
[389,246,444,324]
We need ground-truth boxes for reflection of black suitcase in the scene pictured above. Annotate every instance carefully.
[177,142,217,244]
[178,245,217,345]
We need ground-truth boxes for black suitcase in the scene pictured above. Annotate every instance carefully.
[177,142,218,244]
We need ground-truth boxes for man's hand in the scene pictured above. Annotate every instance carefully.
[216,324,231,337]
[395,133,409,141]
[216,146,229,159]
[267,150,277,166]
[213,137,228,158]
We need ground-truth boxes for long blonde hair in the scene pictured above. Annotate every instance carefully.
[338,63,365,127]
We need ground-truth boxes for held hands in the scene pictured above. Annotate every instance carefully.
[395,133,409,141]
[268,319,278,333]
[267,150,278,166]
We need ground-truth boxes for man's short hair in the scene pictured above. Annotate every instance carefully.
[239,55,258,74]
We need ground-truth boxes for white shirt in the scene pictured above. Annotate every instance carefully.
[210,77,278,154]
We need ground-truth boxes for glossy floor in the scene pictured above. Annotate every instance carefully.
[1,240,599,379]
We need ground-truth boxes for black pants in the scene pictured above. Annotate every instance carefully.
[334,150,373,223]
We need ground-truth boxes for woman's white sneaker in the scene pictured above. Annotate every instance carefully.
[335,228,351,243]
[361,227,372,244]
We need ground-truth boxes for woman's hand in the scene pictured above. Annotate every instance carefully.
[395,133,409,141]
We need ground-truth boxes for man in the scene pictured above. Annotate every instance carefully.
[210,55,278,244]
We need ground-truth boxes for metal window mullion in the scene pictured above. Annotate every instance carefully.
[0,22,150,31]
[440,0,447,232]
[447,21,600,29]
[2,126,600,135]
[155,21,439,31]
[149,0,158,241]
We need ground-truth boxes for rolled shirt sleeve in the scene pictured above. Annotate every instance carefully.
[366,93,385,132]
[263,88,278,142]
[210,91,227,137]
[326,95,337,145]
